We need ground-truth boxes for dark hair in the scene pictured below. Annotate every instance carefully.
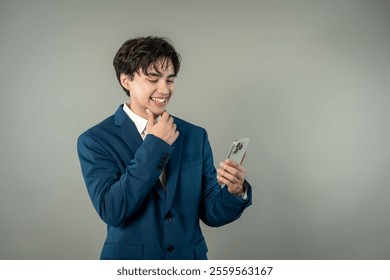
[113,36,181,96]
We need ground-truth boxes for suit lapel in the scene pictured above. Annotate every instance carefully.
[165,119,183,212]
[114,105,143,154]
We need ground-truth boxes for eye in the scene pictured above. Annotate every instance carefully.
[167,80,174,83]
[147,79,158,83]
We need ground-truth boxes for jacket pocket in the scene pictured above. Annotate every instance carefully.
[100,242,143,260]
[194,238,208,260]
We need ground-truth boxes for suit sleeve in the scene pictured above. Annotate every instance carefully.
[199,130,252,227]
[77,132,173,227]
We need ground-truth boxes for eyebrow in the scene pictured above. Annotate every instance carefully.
[148,72,176,78]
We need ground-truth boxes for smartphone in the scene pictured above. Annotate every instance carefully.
[226,138,250,164]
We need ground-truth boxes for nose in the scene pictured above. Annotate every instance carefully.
[157,81,171,95]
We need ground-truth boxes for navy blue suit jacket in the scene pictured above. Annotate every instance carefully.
[77,105,252,259]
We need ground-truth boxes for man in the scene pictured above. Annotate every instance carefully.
[77,36,252,260]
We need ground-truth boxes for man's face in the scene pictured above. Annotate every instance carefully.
[122,60,175,119]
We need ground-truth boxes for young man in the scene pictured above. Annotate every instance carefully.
[77,36,252,260]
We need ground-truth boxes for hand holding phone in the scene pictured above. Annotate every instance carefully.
[218,138,249,192]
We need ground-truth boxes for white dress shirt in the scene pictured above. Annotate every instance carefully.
[123,102,148,137]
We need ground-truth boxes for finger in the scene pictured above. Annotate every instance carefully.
[216,174,230,186]
[146,109,155,128]
[218,166,245,185]
[161,111,170,121]
[167,130,180,145]
[224,159,246,173]
[168,115,174,125]
[217,168,240,184]
[223,169,245,185]
[220,161,246,178]
[217,174,243,193]
[173,130,179,141]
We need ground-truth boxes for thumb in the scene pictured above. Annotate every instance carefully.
[146,109,155,128]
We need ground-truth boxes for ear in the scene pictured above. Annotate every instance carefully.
[119,73,131,90]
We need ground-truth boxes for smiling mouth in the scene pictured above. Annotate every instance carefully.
[151,97,168,103]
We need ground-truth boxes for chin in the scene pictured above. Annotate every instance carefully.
[152,107,167,116]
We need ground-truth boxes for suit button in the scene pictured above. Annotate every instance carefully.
[161,153,168,161]
[167,245,174,253]
[165,213,172,220]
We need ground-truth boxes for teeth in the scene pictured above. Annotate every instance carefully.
[151,98,166,103]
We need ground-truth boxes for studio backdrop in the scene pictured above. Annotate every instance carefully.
[0,0,389,259]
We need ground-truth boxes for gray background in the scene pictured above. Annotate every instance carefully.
[0,0,389,259]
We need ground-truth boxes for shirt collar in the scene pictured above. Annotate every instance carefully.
[123,102,148,135]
